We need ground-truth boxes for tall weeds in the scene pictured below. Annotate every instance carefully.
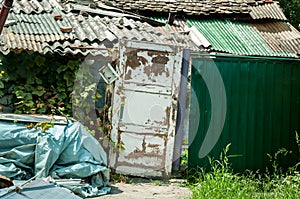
[187,133,300,199]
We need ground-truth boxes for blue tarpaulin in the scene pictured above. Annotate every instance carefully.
[0,180,82,199]
[0,114,110,198]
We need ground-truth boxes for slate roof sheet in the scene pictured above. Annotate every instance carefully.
[7,8,75,40]
[0,0,298,58]
[250,2,287,20]
[0,9,184,56]
[0,7,76,54]
[252,22,300,55]
[11,0,62,14]
[101,0,287,20]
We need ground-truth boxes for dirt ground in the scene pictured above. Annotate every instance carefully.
[93,178,192,199]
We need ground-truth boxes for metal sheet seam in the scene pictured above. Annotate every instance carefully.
[187,19,298,57]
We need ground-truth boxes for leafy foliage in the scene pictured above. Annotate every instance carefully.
[26,121,55,133]
[71,60,104,137]
[279,0,300,30]
[0,55,8,100]
[0,52,79,115]
[0,52,115,148]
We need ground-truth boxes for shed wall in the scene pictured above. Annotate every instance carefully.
[189,56,300,171]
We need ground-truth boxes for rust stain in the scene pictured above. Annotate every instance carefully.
[154,133,167,138]
[143,51,170,78]
[125,137,163,159]
[141,137,146,152]
[148,143,160,148]
[152,54,169,66]
[125,150,163,160]
[166,68,170,77]
[148,143,161,154]
[125,69,132,80]
[164,107,171,126]
[153,106,171,126]
[153,129,163,134]
[171,102,177,122]
[125,49,147,70]
[161,135,168,172]
[131,137,146,154]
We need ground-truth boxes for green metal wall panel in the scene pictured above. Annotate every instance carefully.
[189,56,300,172]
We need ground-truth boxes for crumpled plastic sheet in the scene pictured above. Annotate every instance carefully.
[0,117,110,198]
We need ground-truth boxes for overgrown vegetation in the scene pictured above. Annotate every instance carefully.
[186,133,300,199]
[0,53,78,115]
[0,53,110,137]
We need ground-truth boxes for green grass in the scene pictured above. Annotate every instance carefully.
[186,143,300,199]
[188,169,300,199]
[150,180,163,186]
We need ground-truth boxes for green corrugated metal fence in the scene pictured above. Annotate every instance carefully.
[189,56,300,172]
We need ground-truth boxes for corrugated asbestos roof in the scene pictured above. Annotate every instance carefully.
[250,2,287,20]
[252,22,300,55]
[11,0,62,14]
[43,40,111,56]
[187,19,300,57]
[66,14,117,43]
[0,8,76,54]
[7,8,75,40]
[0,0,299,58]
[152,17,206,51]
[0,5,182,56]
[10,0,288,22]
[101,0,287,20]
[48,14,181,56]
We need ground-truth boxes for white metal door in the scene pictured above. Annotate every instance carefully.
[109,40,182,178]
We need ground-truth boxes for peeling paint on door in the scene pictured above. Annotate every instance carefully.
[109,40,182,178]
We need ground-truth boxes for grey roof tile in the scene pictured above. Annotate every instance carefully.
[7,9,73,37]
[0,7,186,56]
[252,22,300,55]
[0,0,297,57]
[101,0,287,20]
[250,2,287,20]
[12,0,62,14]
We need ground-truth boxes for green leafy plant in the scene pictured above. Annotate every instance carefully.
[26,121,54,133]
[186,141,300,199]
[0,55,10,101]
[279,0,300,31]
[0,52,118,149]
[110,173,133,184]
[267,148,291,176]
[0,53,77,116]
[181,149,188,168]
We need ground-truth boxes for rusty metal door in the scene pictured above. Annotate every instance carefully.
[109,40,182,178]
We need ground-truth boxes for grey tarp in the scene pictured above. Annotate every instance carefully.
[0,114,110,198]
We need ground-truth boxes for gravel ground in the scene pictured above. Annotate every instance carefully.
[92,178,192,199]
